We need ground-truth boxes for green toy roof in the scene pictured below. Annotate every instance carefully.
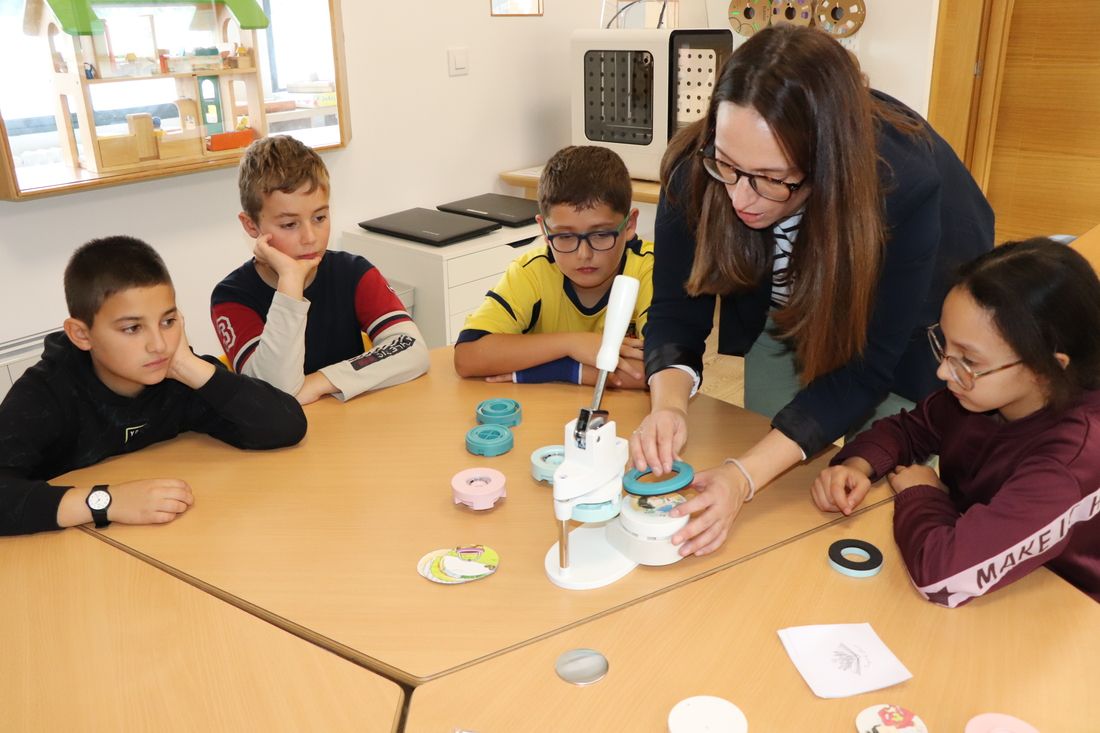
[45,0,269,35]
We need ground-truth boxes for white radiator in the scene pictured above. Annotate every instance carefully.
[0,330,59,403]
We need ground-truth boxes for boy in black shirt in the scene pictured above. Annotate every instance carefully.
[0,236,307,536]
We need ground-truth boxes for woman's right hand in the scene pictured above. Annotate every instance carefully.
[629,407,688,475]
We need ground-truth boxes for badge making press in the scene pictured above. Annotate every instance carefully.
[541,275,695,590]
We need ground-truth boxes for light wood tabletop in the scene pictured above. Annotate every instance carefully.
[58,348,890,685]
[1071,222,1100,269]
[0,529,403,733]
[501,165,661,205]
[406,502,1100,733]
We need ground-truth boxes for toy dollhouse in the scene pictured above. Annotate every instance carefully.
[23,0,269,175]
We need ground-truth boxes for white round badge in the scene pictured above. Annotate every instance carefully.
[668,696,748,733]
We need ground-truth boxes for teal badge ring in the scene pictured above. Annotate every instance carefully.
[466,424,514,457]
[623,461,695,496]
[828,539,884,578]
[531,445,566,485]
[573,500,619,523]
[476,398,522,427]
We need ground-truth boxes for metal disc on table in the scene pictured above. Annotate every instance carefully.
[554,648,609,686]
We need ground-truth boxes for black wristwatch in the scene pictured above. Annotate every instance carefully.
[86,485,112,528]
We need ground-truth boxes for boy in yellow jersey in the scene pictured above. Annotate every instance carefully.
[453,146,653,388]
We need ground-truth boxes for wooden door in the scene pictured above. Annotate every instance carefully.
[930,0,1100,242]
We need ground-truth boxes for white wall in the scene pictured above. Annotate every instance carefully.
[703,0,940,116]
[0,0,596,354]
[0,0,939,354]
[847,0,941,117]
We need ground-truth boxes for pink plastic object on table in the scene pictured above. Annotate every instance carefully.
[451,468,507,510]
[964,713,1040,733]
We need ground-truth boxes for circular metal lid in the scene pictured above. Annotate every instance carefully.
[554,648,609,686]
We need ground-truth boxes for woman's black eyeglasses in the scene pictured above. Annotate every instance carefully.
[698,146,805,203]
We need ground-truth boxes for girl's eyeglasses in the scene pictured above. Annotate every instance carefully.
[927,323,1022,390]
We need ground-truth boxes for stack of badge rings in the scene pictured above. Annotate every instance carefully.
[727,0,769,38]
[606,460,695,566]
[769,0,813,27]
[828,538,884,577]
[451,468,507,510]
[814,0,866,38]
[476,398,522,427]
[531,445,565,485]
[465,424,513,457]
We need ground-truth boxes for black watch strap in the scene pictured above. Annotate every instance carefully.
[87,484,111,528]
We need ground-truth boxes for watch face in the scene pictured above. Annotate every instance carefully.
[88,490,111,510]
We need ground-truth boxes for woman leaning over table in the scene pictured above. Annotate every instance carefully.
[630,25,994,556]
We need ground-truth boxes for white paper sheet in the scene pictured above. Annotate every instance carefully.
[777,623,912,698]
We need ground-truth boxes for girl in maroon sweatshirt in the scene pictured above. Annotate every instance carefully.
[812,238,1100,607]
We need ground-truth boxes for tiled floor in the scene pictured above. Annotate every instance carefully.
[700,350,745,407]
[699,326,847,450]
[699,310,745,408]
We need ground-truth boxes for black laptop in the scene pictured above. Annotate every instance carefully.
[358,207,501,246]
[437,193,540,227]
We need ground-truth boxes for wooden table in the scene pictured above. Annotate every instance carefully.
[1071,222,1100,269]
[502,166,661,204]
[0,529,403,732]
[59,348,890,685]
[407,503,1100,732]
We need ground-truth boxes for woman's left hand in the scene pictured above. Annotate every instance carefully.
[887,464,947,494]
[668,463,751,556]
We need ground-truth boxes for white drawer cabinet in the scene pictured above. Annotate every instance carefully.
[341,224,541,348]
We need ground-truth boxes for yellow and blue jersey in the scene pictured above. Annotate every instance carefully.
[456,237,654,344]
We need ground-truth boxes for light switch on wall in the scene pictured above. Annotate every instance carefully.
[447,47,469,77]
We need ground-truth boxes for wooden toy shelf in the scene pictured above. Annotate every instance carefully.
[83,68,258,84]
[0,0,351,201]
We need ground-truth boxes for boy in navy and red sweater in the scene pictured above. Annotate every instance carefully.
[211,135,428,404]
[0,236,306,536]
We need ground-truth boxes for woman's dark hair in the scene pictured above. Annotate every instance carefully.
[660,24,924,383]
[957,238,1100,411]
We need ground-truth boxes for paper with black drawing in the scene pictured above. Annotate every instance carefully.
[777,623,912,698]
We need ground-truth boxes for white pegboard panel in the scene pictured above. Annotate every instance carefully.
[676,48,717,125]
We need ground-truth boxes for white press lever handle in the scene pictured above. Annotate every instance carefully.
[595,275,640,373]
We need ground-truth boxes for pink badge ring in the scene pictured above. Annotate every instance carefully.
[965,713,1039,733]
[452,468,507,510]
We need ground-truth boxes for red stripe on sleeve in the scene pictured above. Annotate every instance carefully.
[210,302,265,368]
[355,268,409,331]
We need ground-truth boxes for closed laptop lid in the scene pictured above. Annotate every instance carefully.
[437,193,539,227]
[358,207,501,246]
